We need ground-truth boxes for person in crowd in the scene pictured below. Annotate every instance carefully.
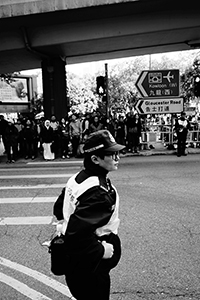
[0,115,8,154]
[59,117,70,159]
[53,129,125,300]
[36,118,45,156]
[14,119,24,157]
[131,113,142,153]
[125,112,141,152]
[174,111,190,157]
[40,119,55,160]
[107,114,117,138]
[69,114,82,157]
[81,113,90,140]
[89,115,104,133]
[4,118,19,163]
[116,115,126,153]
[21,119,38,159]
[50,115,60,158]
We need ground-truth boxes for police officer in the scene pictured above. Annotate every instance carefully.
[54,130,125,300]
[175,112,190,157]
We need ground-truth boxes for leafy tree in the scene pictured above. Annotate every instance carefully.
[180,53,200,103]
[67,72,99,115]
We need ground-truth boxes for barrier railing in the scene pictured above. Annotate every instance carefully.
[140,129,200,149]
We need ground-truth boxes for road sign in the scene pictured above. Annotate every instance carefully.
[135,69,180,98]
[135,98,183,114]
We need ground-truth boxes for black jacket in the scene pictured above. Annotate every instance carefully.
[53,166,121,273]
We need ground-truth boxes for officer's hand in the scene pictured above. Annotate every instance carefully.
[102,241,114,259]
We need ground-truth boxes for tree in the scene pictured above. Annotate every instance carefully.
[67,72,99,115]
[180,53,200,103]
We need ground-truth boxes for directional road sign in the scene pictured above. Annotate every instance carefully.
[135,69,180,98]
[135,98,183,114]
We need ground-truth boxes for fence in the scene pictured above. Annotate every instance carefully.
[140,125,200,149]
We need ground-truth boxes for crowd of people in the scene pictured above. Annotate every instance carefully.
[0,111,199,163]
[0,112,143,163]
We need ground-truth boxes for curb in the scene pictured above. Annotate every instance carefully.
[1,148,200,165]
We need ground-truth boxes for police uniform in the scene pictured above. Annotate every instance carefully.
[175,112,190,157]
[54,130,124,300]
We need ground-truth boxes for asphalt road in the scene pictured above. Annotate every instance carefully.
[1,154,200,300]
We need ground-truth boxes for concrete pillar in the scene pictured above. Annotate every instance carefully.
[41,57,68,120]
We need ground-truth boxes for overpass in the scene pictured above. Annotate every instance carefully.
[0,0,200,118]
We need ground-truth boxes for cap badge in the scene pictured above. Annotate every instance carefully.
[108,131,116,143]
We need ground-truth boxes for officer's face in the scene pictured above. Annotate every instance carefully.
[98,152,120,172]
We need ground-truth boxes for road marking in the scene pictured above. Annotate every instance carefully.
[27,160,82,165]
[0,216,53,225]
[0,173,74,179]
[0,184,65,190]
[0,166,80,171]
[0,272,52,300]
[0,257,75,299]
[0,197,57,203]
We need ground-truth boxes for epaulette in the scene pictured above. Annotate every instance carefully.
[99,176,109,192]
[99,184,109,192]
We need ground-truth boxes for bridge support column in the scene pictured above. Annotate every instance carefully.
[41,57,68,120]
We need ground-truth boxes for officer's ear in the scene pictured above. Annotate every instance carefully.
[91,155,100,165]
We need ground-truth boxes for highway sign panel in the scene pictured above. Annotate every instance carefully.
[135,98,183,114]
[135,69,180,98]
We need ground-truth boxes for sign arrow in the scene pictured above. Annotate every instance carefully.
[135,71,148,97]
[135,98,183,114]
[135,69,180,98]
[135,99,144,114]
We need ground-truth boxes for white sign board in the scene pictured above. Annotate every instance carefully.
[135,98,183,114]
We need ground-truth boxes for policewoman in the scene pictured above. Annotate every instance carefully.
[61,130,125,300]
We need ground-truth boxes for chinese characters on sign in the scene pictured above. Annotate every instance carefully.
[135,70,180,98]
[148,72,179,97]
[135,98,183,114]
[135,69,183,114]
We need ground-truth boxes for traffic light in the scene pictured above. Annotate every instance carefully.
[96,76,105,95]
[194,75,200,97]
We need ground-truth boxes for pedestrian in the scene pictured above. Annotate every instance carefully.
[81,113,90,140]
[59,117,70,159]
[14,118,24,158]
[89,115,104,133]
[40,120,55,160]
[21,119,38,159]
[131,113,142,153]
[116,115,126,153]
[50,115,60,158]
[69,114,82,157]
[125,112,141,152]
[54,130,125,300]
[4,118,19,163]
[175,111,190,157]
[0,115,8,154]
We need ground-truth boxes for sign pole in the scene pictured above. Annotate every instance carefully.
[105,63,109,120]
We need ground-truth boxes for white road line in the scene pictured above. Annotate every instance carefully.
[27,160,82,165]
[0,257,76,299]
[0,173,74,179]
[0,272,52,300]
[0,216,53,225]
[0,166,80,171]
[0,184,65,190]
[0,197,56,204]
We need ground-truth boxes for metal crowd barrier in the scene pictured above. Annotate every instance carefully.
[140,129,200,149]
